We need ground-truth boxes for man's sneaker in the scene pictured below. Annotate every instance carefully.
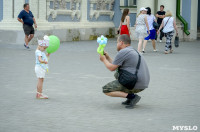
[122,99,131,105]
[125,95,141,109]
[24,43,30,49]
[36,92,48,99]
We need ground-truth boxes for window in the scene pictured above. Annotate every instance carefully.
[120,0,137,13]
[129,0,137,6]
[122,0,137,7]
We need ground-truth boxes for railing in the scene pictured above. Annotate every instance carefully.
[176,0,190,35]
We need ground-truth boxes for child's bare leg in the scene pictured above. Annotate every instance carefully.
[37,78,44,93]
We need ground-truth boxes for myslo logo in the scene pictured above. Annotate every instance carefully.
[172,126,198,131]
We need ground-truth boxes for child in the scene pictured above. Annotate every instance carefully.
[35,36,50,99]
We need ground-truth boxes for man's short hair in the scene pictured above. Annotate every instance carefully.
[24,3,29,9]
[118,34,131,45]
[160,5,164,8]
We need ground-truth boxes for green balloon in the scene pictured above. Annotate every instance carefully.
[46,35,60,53]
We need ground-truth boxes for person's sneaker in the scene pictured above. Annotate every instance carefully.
[122,99,131,105]
[142,50,145,53]
[159,40,162,43]
[36,92,48,99]
[24,43,30,49]
[153,49,157,52]
[125,95,141,109]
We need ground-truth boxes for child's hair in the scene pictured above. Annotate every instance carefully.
[121,9,129,22]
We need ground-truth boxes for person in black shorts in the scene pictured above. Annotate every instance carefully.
[17,3,37,49]
[156,5,165,42]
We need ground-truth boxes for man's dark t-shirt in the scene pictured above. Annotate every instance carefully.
[156,11,166,24]
[18,10,34,26]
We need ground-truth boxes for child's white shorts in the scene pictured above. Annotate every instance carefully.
[35,66,46,78]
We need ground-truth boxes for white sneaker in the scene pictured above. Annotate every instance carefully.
[159,40,162,43]
[153,49,157,52]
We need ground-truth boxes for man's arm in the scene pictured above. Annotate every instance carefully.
[104,52,112,63]
[156,13,160,18]
[17,18,24,24]
[100,55,119,71]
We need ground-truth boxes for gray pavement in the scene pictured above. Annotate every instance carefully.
[0,39,200,132]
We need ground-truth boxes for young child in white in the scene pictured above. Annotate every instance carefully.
[35,36,50,99]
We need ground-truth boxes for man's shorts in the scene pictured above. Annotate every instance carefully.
[23,24,34,35]
[145,29,156,40]
[102,72,144,94]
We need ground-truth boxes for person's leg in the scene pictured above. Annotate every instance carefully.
[25,35,29,46]
[169,32,174,53]
[102,80,141,109]
[165,32,170,53]
[37,78,44,93]
[142,40,148,52]
[137,38,143,52]
[28,34,34,43]
[152,39,156,51]
[105,91,128,97]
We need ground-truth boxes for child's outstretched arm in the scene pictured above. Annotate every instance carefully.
[38,56,48,64]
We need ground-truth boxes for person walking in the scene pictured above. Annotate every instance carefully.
[135,7,150,53]
[118,9,131,36]
[99,35,150,109]
[142,7,157,53]
[156,5,166,42]
[18,3,37,49]
[157,11,178,54]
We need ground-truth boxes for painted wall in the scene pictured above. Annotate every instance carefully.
[48,1,80,22]
[182,0,191,29]
[87,0,113,21]
[0,0,3,21]
[25,0,29,3]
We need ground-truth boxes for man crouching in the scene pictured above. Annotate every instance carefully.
[100,34,150,109]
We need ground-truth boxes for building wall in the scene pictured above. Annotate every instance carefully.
[0,0,3,21]
[87,0,112,22]
[182,0,191,29]
[198,0,200,28]
[48,1,80,22]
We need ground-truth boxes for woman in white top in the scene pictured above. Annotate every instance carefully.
[142,7,157,53]
[157,11,178,54]
[118,9,131,36]
[135,7,150,53]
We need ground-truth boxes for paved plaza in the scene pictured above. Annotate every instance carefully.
[0,39,200,132]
